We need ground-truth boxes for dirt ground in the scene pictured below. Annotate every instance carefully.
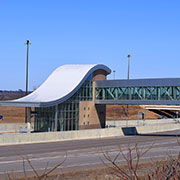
[0,107,36,123]
[0,107,26,123]
[0,105,159,124]
[106,105,160,121]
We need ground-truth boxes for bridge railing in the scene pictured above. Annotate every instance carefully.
[95,86,180,104]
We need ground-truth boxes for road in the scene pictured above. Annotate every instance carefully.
[1,130,180,179]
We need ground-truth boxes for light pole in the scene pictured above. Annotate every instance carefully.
[127,54,131,80]
[113,70,116,80]
[25,40,31,95]
[25,40,31,123]
[126,54,131,123]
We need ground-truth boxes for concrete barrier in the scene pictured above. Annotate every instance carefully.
[0,128,124,145]
[1,121,180,145]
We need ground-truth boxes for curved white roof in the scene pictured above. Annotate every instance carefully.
[0,64,111,107]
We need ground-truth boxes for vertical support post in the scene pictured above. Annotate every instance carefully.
[173,87,176,100]
[92,81,95,101]
[68,103,70,130]
[27,107,31,133]
[142,87,145,99]
[176,111,179,119]
[103,88,106,100]
[115,88,118,99]
[76,103,79,130]
[158,87,161,100]
[128,87,131,100]
[55,105,58,131]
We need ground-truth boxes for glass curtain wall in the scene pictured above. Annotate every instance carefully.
[34,74,93,132]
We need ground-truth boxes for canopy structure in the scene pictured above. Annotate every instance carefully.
[0,64,111,107]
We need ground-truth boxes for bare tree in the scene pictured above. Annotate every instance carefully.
[6,152,66,180]
[148,152,180,180]
[100,143,153,180]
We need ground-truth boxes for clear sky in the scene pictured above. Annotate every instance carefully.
[0,0,180,90]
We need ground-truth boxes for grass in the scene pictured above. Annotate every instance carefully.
[8,160,166,180]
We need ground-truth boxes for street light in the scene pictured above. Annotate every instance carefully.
[113,70,116,80]
[25,40,31,95]
[126,54,131,123]
[127,54,131,80]
[25,40,31,123]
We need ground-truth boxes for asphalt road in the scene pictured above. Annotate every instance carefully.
[1,130,180,179]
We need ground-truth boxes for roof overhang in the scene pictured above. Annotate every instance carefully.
[0,64,111,107]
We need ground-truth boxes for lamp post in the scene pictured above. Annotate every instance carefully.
[127,54,131,80]
[25,40,31,124]
[25,40,31,95]
[113,70,116,80]
[126,54,131,124]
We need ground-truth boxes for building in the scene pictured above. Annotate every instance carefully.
[1,64,180,132]
[0,64,111,131]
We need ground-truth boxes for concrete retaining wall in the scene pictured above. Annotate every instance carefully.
[0,123,34,133]
[106,118,180,127]
[137,123,180,134]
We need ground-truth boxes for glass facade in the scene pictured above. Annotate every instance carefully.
[95,86,180,101]
[34,74,93,132]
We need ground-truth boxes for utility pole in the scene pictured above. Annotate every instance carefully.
[25,40,31,123]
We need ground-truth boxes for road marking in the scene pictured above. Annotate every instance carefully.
[0,154,67,165]
[0,141,180,165]
[0,153,178,175]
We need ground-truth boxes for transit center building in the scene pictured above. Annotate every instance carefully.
[0,64,111,131]
[1,64,180,132]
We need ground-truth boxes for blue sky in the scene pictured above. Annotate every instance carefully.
[0,0,180,90]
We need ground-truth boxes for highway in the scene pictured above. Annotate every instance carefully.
[1,130,180,179]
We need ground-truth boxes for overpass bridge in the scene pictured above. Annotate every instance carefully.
[95,78,180,105]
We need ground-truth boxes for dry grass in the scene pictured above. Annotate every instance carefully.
[0,107,26,123]
[56,162,160,180]
[0,105,160,124]
[8,161,169,180]
[0,107,35,123]
[106,105,160,121]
